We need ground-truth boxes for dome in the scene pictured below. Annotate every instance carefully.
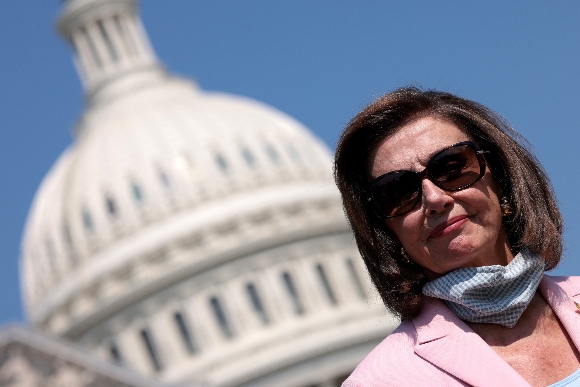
[21,71,335,331]
[20,1,396,385]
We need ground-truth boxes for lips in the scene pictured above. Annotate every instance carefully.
[428,216,470,239]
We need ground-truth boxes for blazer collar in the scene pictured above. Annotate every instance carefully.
[539,275,580,351]
[412,297,530,387]
[412,275,580,387]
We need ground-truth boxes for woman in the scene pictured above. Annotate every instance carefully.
[335,87,580,387]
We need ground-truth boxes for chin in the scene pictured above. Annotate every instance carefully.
[429,246,486,273]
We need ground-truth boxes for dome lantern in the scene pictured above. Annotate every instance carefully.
[58,0,162,103]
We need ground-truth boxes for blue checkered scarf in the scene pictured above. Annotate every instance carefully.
[422,252,545,328]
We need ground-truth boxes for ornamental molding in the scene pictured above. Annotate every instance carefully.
[35,192,347,339]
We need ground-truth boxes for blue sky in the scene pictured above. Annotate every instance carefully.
[2,1,580,326]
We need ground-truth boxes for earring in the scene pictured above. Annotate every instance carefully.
[500,197,513,216]
[400,247,413,264]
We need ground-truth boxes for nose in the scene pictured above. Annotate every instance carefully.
[421,179,453,216]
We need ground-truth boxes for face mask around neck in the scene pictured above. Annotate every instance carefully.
[421,251,545,328]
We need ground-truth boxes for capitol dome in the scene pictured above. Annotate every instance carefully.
[20,0,396,385]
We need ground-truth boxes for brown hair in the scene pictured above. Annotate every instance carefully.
[334,87,563,319]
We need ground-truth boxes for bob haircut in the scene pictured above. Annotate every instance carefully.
[334,87,563,319]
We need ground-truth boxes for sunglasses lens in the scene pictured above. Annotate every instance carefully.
[371,172,421,218]
[429,144,482,190]
[370,142,484,218]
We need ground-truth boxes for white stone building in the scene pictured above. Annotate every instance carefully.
[12,0,398,386]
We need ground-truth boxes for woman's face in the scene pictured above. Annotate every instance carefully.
[371,116,514,279]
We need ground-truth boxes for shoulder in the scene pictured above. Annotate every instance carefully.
[546,275,580,284]
[543,275,580,294]
[342,320,418,387]
[342,316,466,387]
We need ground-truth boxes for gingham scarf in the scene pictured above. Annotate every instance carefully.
[422,251,544,328]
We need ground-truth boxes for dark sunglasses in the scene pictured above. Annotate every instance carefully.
[368,141,488,218]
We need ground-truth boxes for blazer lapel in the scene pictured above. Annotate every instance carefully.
[540,275,580,351]
[412,297,530,387]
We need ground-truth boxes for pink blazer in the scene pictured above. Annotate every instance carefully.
[343,276,580,387]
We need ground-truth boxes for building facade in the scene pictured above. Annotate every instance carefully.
[16,1,398,386]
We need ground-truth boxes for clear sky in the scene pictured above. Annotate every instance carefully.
[2,1,580,326]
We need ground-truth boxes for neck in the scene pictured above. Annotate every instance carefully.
[421,251,545,327]
[425,239,515,281]
[466,291,548,345]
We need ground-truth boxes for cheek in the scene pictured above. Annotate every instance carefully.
[477,181,503,219]
[482,170,503,204]
[385,215,420,246]
[485,198,504,232]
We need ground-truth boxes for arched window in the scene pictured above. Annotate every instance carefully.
[131,182,143,203]
[242,147,256,168]
[96,19,118,62]
[266,144,281,164]
[140,328,162,372]
[82,209,94,233]
[80,26,102,68]
[215,153,229,173]
[246,282,269,324]
[109,342,123,364]
[174,311,197,354]
[210,296,233,338]
[316,263,337,305]
[286,143,302,164]
[105,195,117,217]
[113,15,136,56]
[282,271,304,315]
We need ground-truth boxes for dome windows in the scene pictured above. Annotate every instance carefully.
[105,195,118,217]
[246,282,269,325]
[109,341,123,365]
[131,181,144,203]
[286,143,302,164]
[86,247,372,375]
[173,311,197,355]
[81,209,94,233]
[281,271,304,315]
[158,170,171,189]
[24,6,347,374]
[215,153,229,174]
[113,15,136,57]
[228,142,292,175]
[96,19,118,63]
[265,143,281,165]
[316,263,337,305]
[140,327,163,372]
[79,26,103,69]
[69,11,157,89]
[210,296,233,338]
[241,147,256,168]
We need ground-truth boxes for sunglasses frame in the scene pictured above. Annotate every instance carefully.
[368,141,489,219]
